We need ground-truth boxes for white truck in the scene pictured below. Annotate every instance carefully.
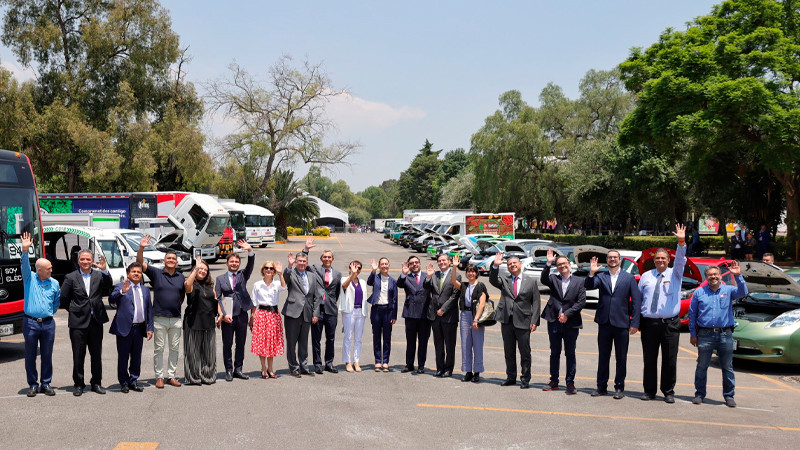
[220,201,275,247]
[156,193,230,263]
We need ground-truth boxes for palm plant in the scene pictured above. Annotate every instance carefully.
[263,169,319,240]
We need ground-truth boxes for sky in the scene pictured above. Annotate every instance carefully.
[0,0,722,192]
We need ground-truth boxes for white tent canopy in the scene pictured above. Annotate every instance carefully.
[310,195,349,227]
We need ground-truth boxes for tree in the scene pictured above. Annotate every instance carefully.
[301,166,335,202]
[438,169,474,209]
[263,169,319,240]
[618,0,800,239]
[395,140,443,210]
[205,57,359,205]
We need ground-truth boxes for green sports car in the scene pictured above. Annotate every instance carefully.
[732,262,800,365]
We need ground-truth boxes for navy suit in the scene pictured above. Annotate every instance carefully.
[540,265,586,386]
[424,270,460,374]
[215,253,256,373]
[367,272,398,364]
[397,272,432,370]
[109,282,154,387]
[585,269,642,392]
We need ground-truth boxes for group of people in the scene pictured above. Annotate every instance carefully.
[730,225,771,260]
[20,230,748,407]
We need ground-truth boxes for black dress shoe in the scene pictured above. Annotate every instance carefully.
[314,366,324,375]
[416,368,425,374]
[120,384,129,394]
[233,370,249,380]
[73,386,83,397]
[40,385,55,396]
[462,372,474,382]
[640,393,655,401]
[91,384,106,395]
[291,370,302,378]
[520,381,530,389]
[613,390,625,400]
[664,394,675,404]
[225,371,233,382]
[401,366,414,373]
[299,368,314,376]
[591,390,608,397]
[441,371,451,378]
[27,386,37,397]
[324,365,338,374]
[131,384,144,392]
[471,373,480,383]
[433,371,443,378]
[501,379,516,387]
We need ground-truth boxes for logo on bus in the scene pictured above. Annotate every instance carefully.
[138,199,151,210]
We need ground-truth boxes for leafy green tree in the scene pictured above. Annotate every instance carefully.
[302,166,335,202]
[263,169,319,240]
[619,0,800,239]
[438,169,474,209]
[396,140,443,210]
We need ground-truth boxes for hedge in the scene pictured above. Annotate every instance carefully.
[312,227,330,237]
[516,233,725,251]
[286,226,304,236]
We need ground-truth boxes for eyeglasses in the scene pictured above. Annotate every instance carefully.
[264,267,275,271]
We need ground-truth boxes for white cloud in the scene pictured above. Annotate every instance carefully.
[0,58,37,82]
[324,92,426,133]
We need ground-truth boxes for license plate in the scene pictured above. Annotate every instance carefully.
[0,324,13,336]
[734,339,739,351]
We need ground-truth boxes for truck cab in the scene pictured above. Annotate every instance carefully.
[161,193,229,262]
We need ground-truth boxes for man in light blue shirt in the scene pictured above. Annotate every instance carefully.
[688,262,747,408]
[637,223,686,403]
[20,232,60,398]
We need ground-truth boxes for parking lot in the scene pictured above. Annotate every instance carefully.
[1,233,799,449]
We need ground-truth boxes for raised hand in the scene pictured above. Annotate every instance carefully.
[95,254,107,271]
[275,261,283,273]
[350,262,360,274]
[674,223,686,242]
[493,252,503,266]
[121,278,132,294]
[140,234,151,248]
[589,256,599,275]
[730,260,741,276]
[426,263,435,277]
[370,259,378,271]
[237,240,252,252]
[288,252,296,267]
[546,249,555,265]
[194,256,203,268]
[452,254,461,269]
[20,232,32,253]
[304,237,316,252]
[401,261,410,275]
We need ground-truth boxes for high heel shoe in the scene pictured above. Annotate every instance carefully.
[268,370,278,379]
[261,370,268,379]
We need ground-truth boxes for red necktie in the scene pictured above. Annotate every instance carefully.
[416,273,420,284]
[325,269,330,287]
[513,276,518,297]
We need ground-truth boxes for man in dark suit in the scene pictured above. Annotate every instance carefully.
[586,251,642,399]
[61,249,112,396]
[540,250,587,395]
[490,253,541,389]
[215,240,255,381]
[282,252,322,377]
[302,238,342,374]
[424,254,461,377]
[108,262,154,393]
[397,255,432,374]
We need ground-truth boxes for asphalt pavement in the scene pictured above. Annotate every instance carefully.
[1,233,799,449]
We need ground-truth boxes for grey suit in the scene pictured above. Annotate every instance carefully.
[489,265,541,383]
[425,270,460,373]
[308,264,342,368]
[282,267,322,373]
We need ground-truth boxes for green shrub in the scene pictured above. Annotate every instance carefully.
[286,226,304,236]
[312,227,330,237]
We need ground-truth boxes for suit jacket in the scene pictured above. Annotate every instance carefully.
[539,265,586,328]
[281,267,322,322]
[489,265,541,329]
[61,269,113,329]
[366,272,398,321]
[214,253,256,317]
[308,264,342,316]
[586,270,642,329]
[108,282,154,337]
[423,270,461,323]
[397,272,431,320]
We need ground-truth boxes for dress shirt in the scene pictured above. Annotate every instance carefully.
[559,274,571,296]
[639,244,687,318]
[228,271,236,289]
[688,275,748,338]
[609,269,620,293]
[298,269,309,294]
[132,283,144,323]
[251,279,285,307]
[81,270,92,296]
[21,252,60,318]
[465,284,475,308]
[439,269,450,289]
[377,277,389,305]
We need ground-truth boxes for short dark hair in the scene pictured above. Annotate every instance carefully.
[704,265,721,276]
[466,264,479,274]
[407,256,420,263]
[226,253,240,263]
[126,262,143,273]
[654,248,670,258]
[379,257,389,265]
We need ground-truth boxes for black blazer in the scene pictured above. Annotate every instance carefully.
[458,281,488,314]
[539,264,586,328]
[61,269,112,329]
[366,272,398,321]
[397,272,431,320]
[308,265,342,316]
[585,270,642,329]
[215,254,256,316]
[423,270,461,323]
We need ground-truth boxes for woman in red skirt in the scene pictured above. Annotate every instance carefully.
[249,260,286,378]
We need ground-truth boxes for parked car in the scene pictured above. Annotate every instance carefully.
[732,261,800,365]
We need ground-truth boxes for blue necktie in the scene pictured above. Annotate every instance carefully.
[650,273,663,314]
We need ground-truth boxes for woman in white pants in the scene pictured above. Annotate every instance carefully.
[339,261,367,372]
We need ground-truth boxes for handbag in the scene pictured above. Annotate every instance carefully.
[476,299,497,327]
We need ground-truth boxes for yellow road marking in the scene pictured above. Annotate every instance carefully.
[113,443,159,450]
[416,403,800,431]
[748,373,800,394]
[679,345,698,357]
[333,236,343,249]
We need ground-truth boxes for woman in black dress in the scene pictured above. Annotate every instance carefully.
[183,258,220,385]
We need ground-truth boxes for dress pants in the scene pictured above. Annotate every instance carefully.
[459,311,484,373]
[23,316,56,387]
[640,316,680,397]
[69,318,104,388]
[311,312,338,367]
[431,317,457,373]
[547,321,579,385]
[116,323,146,386]
[342,310,366,363]
[284,315,311,372]
[221,310,249,372]
[404,317,431,369]
[371,305,392,364]
[500,322,531,382]
[153,316,182,379]
[596,323,630,391]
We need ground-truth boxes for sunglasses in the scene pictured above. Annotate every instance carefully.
[264,267,276,271]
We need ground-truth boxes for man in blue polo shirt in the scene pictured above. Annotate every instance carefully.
[20,231,60,397]
[138,235,186,388]
[688,261,747,408]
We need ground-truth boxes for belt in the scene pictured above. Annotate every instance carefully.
[642,316,678,323]
[25,314,53,323]
[132,322,145,327]
[700,326,733,333]
[258,305,278,312]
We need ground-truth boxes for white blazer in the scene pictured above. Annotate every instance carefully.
[338,276,368,317]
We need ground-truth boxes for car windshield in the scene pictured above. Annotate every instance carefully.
[122,232,156,252]
[229,211,245,229]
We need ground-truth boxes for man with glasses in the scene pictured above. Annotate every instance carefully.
[397,256,432,374]
[586,250,642,399]
[301,238,342,374]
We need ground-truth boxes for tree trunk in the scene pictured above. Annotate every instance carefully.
[275,213,288,241]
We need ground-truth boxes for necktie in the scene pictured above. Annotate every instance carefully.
[650,273,663,314]
[134,285,143,323]
[439,272,445,290]
[302,272,309,294]
[325,269,330,287]
[513,276,519,297]
[415,273,419,284]
[231,272,236,290]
